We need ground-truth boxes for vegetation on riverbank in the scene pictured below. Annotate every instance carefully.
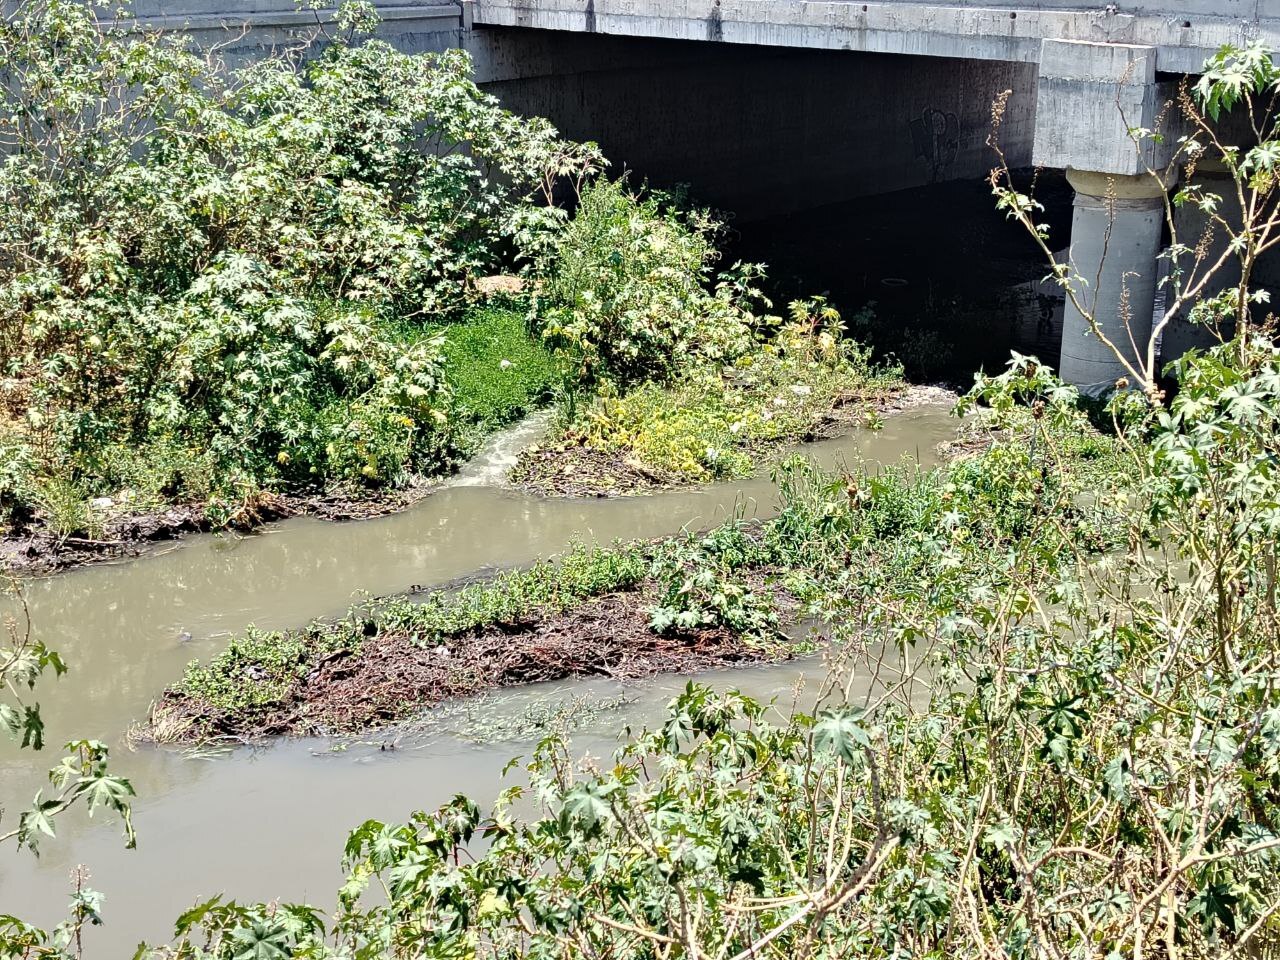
[512,298,905,495]
[0,2,901,569]
[143,389,1121,743]
[0,0,597,552]
[10,15,1280,960]
[115,331,1280,960]
[121,45,1280,924]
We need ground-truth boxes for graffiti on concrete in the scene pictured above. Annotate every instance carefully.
[909,107,960,182]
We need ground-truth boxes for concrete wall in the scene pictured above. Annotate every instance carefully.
[472,0,1280,74]
[92,0,467,64]
[471,28,1037,219]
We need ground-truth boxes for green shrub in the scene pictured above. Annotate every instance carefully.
[572,301,893,481]
[535,179,762,386]
[0,0,601,500]
[0,436,36,529]
[30,478,96,539]
[648,524,778,640]
[84,439,220,507]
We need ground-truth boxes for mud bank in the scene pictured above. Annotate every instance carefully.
[143,573,805,743]
[3,388,953,577]
[0,485,441,577]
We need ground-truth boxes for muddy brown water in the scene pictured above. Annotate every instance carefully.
[0,406,954,951]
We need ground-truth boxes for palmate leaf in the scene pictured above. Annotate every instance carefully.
[982,820,1019,853]
[441,793,481,844]
[1187,881,1240,936]
[559,781,613,834]
[77,772,136,816]
[20,705,44,751]
[1101,753,1132,804]
[0,702,20,736]
[813,705,870,766]
[230,920,291,960]
[17,795,59,844]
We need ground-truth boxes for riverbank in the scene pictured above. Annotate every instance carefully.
[2,359,920,578]
[139,398,1119,747]
[512,383,954,497]
[0,484,443,577]
[0,303,562,576]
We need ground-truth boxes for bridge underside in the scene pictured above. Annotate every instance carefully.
[471,0,1268,75]
[473,28,1036,219]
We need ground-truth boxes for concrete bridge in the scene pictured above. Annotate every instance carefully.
[121,0,1280,386]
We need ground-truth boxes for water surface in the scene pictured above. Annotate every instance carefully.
[0,406,954,949]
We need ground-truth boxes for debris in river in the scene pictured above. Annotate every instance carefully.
[141,577,806,744]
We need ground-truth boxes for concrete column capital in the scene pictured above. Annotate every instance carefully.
[1186,154,1235,180]
[1066,168,1170,208]
[1032,39,1181,177]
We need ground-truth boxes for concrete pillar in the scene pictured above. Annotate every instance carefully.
[1161,161,1240,367]
[1059,169,1167,391]
[1032,38,1181,390]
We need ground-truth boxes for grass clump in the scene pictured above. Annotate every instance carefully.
[518,299,904,491]
[439,307,563,440]
[588,309,895,481]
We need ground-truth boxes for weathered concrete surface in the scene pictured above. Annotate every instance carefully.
[1032,40,1178,177]
[117,0,1280,75]
[1059,169,1166,391]
[471,0,1280,75]
[108,0,467,62]
[474,29,1036,218]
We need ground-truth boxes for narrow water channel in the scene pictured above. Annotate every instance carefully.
[0,405,954,950]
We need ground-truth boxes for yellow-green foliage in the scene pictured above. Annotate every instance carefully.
[578,308,894,481]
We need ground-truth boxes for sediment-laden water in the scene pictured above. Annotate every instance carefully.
[0,405,954,950]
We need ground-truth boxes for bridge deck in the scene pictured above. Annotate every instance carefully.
[471,0,1280,73]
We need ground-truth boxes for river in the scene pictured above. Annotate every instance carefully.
[0,405,954,952]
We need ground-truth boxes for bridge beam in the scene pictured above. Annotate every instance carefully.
[1032,38,1177,391]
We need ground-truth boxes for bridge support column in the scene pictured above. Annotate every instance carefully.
[1032,38,1179,390]
[1058,170,1167,390]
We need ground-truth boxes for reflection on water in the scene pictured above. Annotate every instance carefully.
[0,406,953,949]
